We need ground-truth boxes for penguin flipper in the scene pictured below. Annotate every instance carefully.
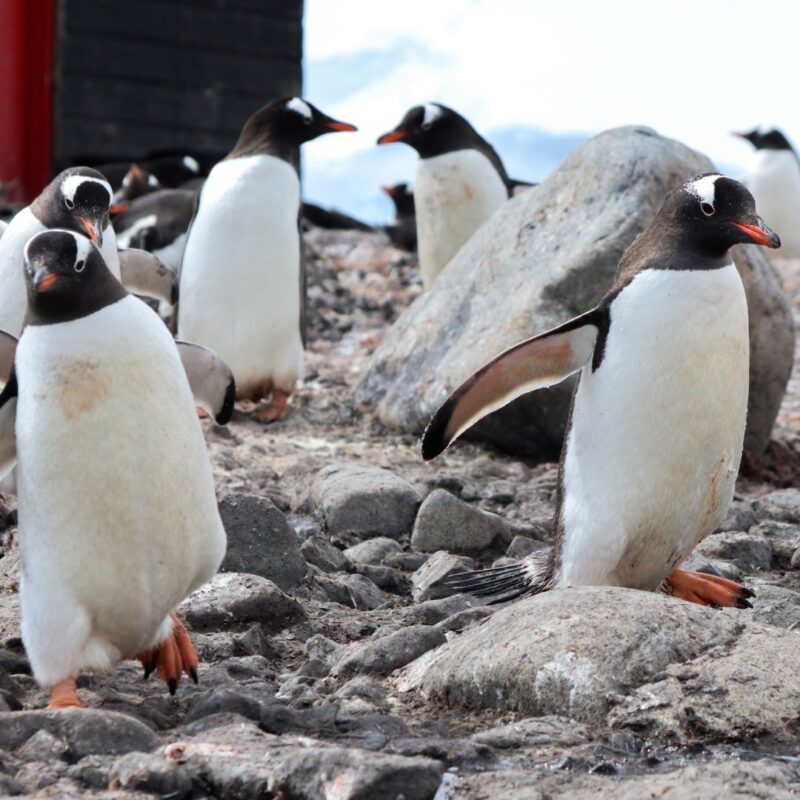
[0,362,19,481]
[176,341,236,425]
[118,248,178,305]
[422,309,602,460]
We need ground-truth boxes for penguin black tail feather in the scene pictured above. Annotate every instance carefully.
[443,551,552,605]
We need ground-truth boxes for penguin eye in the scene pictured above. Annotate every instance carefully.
[700,202,715,216]
[421,121,432,131]
[303,115,312,126]
[74,259,85,273]
[64,197,75,210]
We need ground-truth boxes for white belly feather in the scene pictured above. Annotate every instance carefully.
[0,209,120,337]
[177,154,303,398]
[745,150,800,256]
[558,265,749,591]
[415,150,507,288]
[16,296,225,686]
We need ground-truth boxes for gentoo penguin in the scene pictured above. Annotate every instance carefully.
[381,183,417,251]
[111,164,162,207]
[734,127,800,256]
[177,97,357,422]
[377,103,514,287]
[0,168,120,337]
[0,228,231,708]
[114,188,196,271]
[423,175,780,608]
[97,155,202,192]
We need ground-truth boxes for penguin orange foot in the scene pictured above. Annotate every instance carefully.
[664,568,754,609]
[138,614,199,695]
[48,677,84,709]
[254,390,289,423]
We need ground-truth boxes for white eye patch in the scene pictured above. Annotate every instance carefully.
[182,155,199,172]
[685,174,722,207]
[61,175,112,206]
[286,97,312,121]
[421,103,442,129]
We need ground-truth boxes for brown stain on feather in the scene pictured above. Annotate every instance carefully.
[58,361,112,419]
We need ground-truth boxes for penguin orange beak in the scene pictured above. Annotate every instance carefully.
[109,203,129,216]
[78,217,103,246]
[33,269,59,292]
[377,129,408,145]
[731,218,781,248]
[325,120,358,132]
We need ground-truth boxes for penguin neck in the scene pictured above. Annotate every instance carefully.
[226,131,298,171]
[25,281,128,327]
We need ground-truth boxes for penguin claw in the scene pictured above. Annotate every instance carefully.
[665,568,754,610]
[135,612,200,696]
[254,390,289,423]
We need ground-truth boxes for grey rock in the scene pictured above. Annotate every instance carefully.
[300,535,347,573]
[385,736,495,769]
[184,688,264,723]
[218,494,306,590]
[270,747,444,800]
[411,489,512,554]
[471,716,589,749]
[0,709,159,758]
[792,548,800,570]
[400,587,741,726]
[750,585,800,629]
[750,520,800,567]
[352,563,409,594]
[435,606,494,632]
[411,550,474,601]
[315,573,391,610]
[506,535,548,559]
[110,752,192,800]
[694,531,772,571]
[356,126,793,459]
[311,463,420,539]
[15,729,69,762]
[754,489,800,523]
[677,551,742,581]
[181,572,306,633]
[384,551,429,571]
[260,702,338,735]
[344,537,403,565]
[718,499,758,532]
[332,625,446,677]
[608,623,800,742]
[401,595,479,625]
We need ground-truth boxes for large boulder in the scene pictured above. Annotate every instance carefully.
[356,126,794,459]
[400,586,800,741]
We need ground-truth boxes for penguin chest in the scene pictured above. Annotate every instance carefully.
[178,155,303,395]
[414,150,507,287]
[747,150,800,255]
[557,265,749,591]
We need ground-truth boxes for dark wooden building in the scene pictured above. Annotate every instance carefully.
[0,0,303,202]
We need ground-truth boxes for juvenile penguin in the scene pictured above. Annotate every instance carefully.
[0,168,120,337]
[423,175,780,608]
[177,97,357,422]
[382,183,417,251]
[1,229,231,708]
[377,103,515,287]
[734,127,800,256]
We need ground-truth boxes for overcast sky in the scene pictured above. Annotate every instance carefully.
[303,0,800,216]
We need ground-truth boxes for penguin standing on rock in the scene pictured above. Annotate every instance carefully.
[733,127,800,256]
[0,229,232,708]
[177,97,357,422]
[423,175,779,609]
[377,103,519,288]
[0,168,120,337]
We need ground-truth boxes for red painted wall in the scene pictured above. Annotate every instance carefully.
[0,0,55,203]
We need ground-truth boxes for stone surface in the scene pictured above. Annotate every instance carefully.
[754,488,800,523]
[507,535,548,559]
[751,584,800,629]
[411,551,473,601]
[411,489,512,554]
[180,572,306,633]
[694,531,772,571]
[401,587,742,726]
[300,535,347,573]
[356,126,793,458]
[332,625,446,677]
[344,537,403,565]
[218,494,306,590]
[109,752,192,799]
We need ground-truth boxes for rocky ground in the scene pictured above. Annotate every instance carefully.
[0,228,799,798]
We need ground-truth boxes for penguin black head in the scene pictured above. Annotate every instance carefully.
[665,174,781,257]
[229,97,357,162]
[115,164,161,205]
[733,127,794,152]
[377,103,484,158]
[381,182,415,216]
[23,229,126,326]
[31,167,112,247]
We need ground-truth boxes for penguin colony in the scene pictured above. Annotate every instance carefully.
[0,92,793,709]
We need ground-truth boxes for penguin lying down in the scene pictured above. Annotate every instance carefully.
[0,229,233,709]
[423,174,779,609]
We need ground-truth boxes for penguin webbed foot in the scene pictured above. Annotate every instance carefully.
[48,677,84,709]
[138,613,199,695]
[254,390,289,424]
[664,568,754,609]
